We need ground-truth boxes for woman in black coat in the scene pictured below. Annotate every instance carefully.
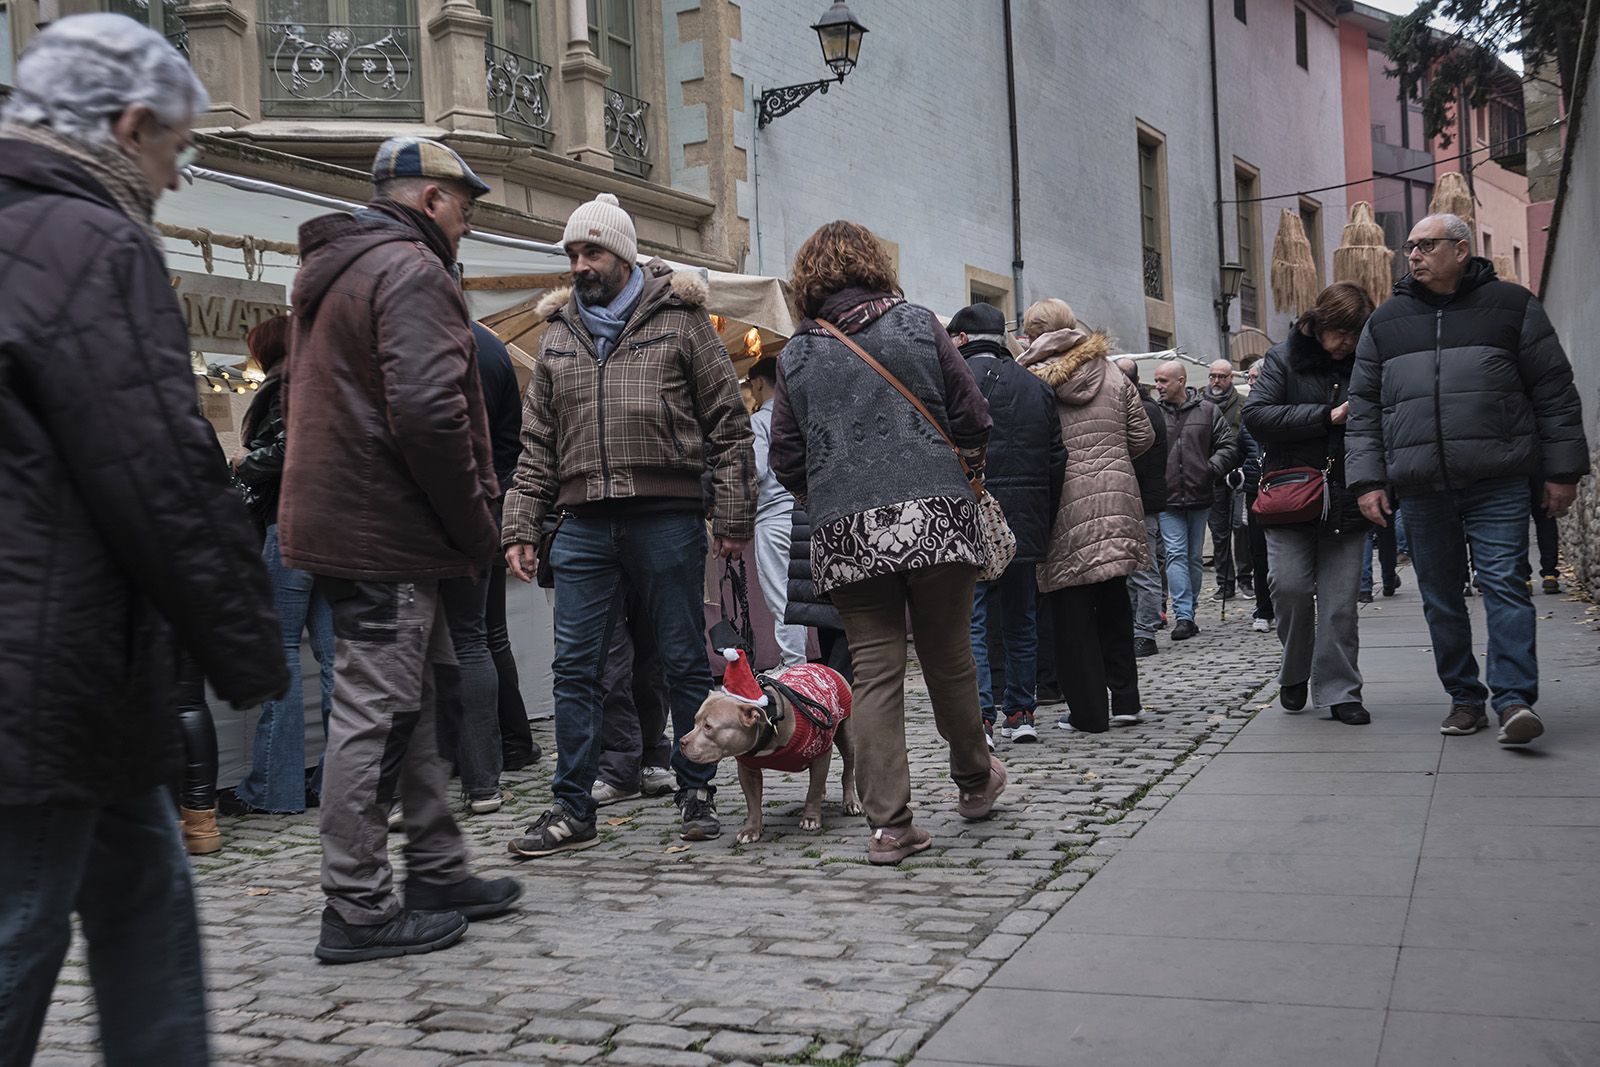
[1243,282,1375,725]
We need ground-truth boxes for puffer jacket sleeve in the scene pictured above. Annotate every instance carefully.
[503,352,557,545]
[1123,377,1154,459]
[1207,402,1241,478]
[1046,393,1067,520]
[683,311,756,540]
[373,258,498,563]
[1344,323,1386,491]
[1244,348,1331,445]
[1517,296,1591,483]
[51,234,287,706]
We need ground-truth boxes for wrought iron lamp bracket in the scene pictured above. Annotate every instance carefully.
[756,77,841,128]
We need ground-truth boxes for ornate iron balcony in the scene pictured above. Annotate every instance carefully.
[485,43,552,147]
[1142,246,1164,301]
[604,88,651,178]
[260,22,422,119]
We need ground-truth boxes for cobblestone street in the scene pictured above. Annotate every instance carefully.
[37,591,1281,1067]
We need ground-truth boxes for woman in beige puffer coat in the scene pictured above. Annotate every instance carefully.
[1020,299,1154,733]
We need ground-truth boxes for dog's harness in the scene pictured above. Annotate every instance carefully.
[736,665,851,773]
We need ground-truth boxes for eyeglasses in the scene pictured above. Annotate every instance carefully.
[438,188,476,222]
[1401,237,1462,255]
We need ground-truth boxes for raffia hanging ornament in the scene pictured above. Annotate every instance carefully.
[1492,254,1519,285]
[1428,171,1476,249]
[1270,208,1319,316]
[1333,201,1394,308]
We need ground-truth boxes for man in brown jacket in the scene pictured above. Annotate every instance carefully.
[503,193,754,853]
[281,137,521,963]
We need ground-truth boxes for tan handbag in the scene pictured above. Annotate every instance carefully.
[816,319,1018,581]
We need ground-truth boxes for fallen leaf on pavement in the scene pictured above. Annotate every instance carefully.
[606,816,637,826]
[664,845,691,854]
[244,888,272,897]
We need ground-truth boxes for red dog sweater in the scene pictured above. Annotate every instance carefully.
[735,664,852,773]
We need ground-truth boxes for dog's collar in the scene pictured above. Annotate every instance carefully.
[739,682,783,759]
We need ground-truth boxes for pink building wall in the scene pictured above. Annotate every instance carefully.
[1340,22,1375,192]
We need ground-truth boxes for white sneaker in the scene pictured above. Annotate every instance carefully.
[1110,712,1144,726]
[639,766,677,796]
[1252,617,1271,633]
[591,780,641,807]
[468,793,504,814]
[1054,717,1079,732]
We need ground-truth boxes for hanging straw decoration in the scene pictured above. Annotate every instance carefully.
[1428,171,1476,250]
[1333,201,1394,308]
[1269,208,1319,316]
[1492,254,1519,285]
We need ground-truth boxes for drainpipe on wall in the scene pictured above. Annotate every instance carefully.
[1208,0,1229,362]
[1003,0,1024,321]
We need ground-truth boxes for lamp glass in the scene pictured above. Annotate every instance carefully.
[1219,261,1247,300]
[813,1,867,79]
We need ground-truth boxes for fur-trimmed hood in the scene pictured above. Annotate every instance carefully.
[1027,330,1116,405]
[535,256,709,323]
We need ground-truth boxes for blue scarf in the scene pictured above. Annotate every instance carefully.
[576,266,644,361]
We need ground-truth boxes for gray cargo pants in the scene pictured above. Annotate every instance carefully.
[318,578,469,925]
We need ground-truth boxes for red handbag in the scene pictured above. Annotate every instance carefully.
[1252,465,1329,525]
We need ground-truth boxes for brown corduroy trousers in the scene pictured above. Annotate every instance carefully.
[829,563,992,830]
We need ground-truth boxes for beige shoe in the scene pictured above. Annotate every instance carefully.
[958,755,1008,820]
[180,806,222,855]
[867,824,932,865]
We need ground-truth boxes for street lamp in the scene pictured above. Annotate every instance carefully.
[1214,260,1247,334]
[755,1,869,128]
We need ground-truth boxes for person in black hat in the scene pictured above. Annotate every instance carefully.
[949,303,1066,745]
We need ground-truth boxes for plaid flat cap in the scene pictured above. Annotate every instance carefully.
[371,137,491,197]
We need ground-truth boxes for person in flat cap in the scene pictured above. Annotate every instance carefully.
[502,192,755,854]
[948,304,1065,747]
[280,136,520,963]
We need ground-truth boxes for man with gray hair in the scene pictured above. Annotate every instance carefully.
[1204,358,1251,600]
[1347,212,1588,746]
[0,14,288,1062]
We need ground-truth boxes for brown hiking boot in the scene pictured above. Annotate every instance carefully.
[957,755,1008,820]
[180,806,222,855]
[867,824,932,866]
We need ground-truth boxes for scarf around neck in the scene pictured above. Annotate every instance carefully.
[360,196,459,273]
[0,121,161,249]
[576,265,645,361]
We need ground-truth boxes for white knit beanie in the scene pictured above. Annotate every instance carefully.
[562,192,638,264]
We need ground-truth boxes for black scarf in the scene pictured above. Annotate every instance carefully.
[360,196,458,272]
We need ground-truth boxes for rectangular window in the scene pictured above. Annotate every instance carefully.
[1299,196,1323,288]
[588,0,636,97]
[1138,136,1165,300]
[1235,161,1261,328]
[479,0,537,58]
[1513,244,1523,280]
[965,265,1014,325]
[1474,106,1487,144]
[1234,0,1246,23]
[1149,329,1173,351]
[1294,8,1308,70]
[1482,231,1494,259]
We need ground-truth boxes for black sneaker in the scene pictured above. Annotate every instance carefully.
[1332,702,1371,725]
[1239,577,1255,598]
[315,906,466,964]
[404,875,523,920]
[1211,586,1235,601]
[1036,683,1066,706]
[1357,590,1374,603]
[678,788,722,841]
[216,789,264,817]
[1171,618,1199,641]
[1383,575,1402,597]
[1133,637,1158,658]
[508,805,599,858]
[1280,681,1309,712]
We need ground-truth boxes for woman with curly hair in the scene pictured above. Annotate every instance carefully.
[769,220,1006,865]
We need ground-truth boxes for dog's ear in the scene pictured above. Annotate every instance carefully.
[738,704,763,727]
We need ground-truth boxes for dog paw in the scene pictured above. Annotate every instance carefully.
[799,816,822,832]
[735,827,763,845]
[842,799,864,816]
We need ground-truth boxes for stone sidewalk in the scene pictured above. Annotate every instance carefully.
[912,578,1600,1066]
[36,587,1283,1067]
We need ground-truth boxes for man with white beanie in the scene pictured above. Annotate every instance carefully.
[503,193,755,852]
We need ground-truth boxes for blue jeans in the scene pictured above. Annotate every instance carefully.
[0,789,208,1065]
[970,558,1038,723]
[237,524,335,812]
[1158,507,1209,621]
[438,573,503,798]
[1402,476,1539,711]
[548,511,716,821]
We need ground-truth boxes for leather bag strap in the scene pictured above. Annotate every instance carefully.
[815,317,983,492]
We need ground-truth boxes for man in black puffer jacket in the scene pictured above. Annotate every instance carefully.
[1347,213,1589,747]
[951,303,1067,743]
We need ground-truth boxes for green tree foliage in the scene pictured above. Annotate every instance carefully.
[1385,0,1587,146]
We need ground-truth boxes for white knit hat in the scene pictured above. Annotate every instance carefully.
[562,193,637,264]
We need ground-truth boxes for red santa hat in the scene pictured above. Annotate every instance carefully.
[719,646,768,707]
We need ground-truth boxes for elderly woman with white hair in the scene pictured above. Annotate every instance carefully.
[0,15,286,1064]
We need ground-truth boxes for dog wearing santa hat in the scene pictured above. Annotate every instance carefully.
[679,647,859,845]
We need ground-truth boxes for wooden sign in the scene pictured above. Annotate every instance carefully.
[170,270,289,356]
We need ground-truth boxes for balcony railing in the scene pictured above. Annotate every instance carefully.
[1142,246,1164,300]
[260,22,422,119]
[604,88,651,178]
[1487,98,1527,174]
[485,43,553,147]
[1239,280,1258,326]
